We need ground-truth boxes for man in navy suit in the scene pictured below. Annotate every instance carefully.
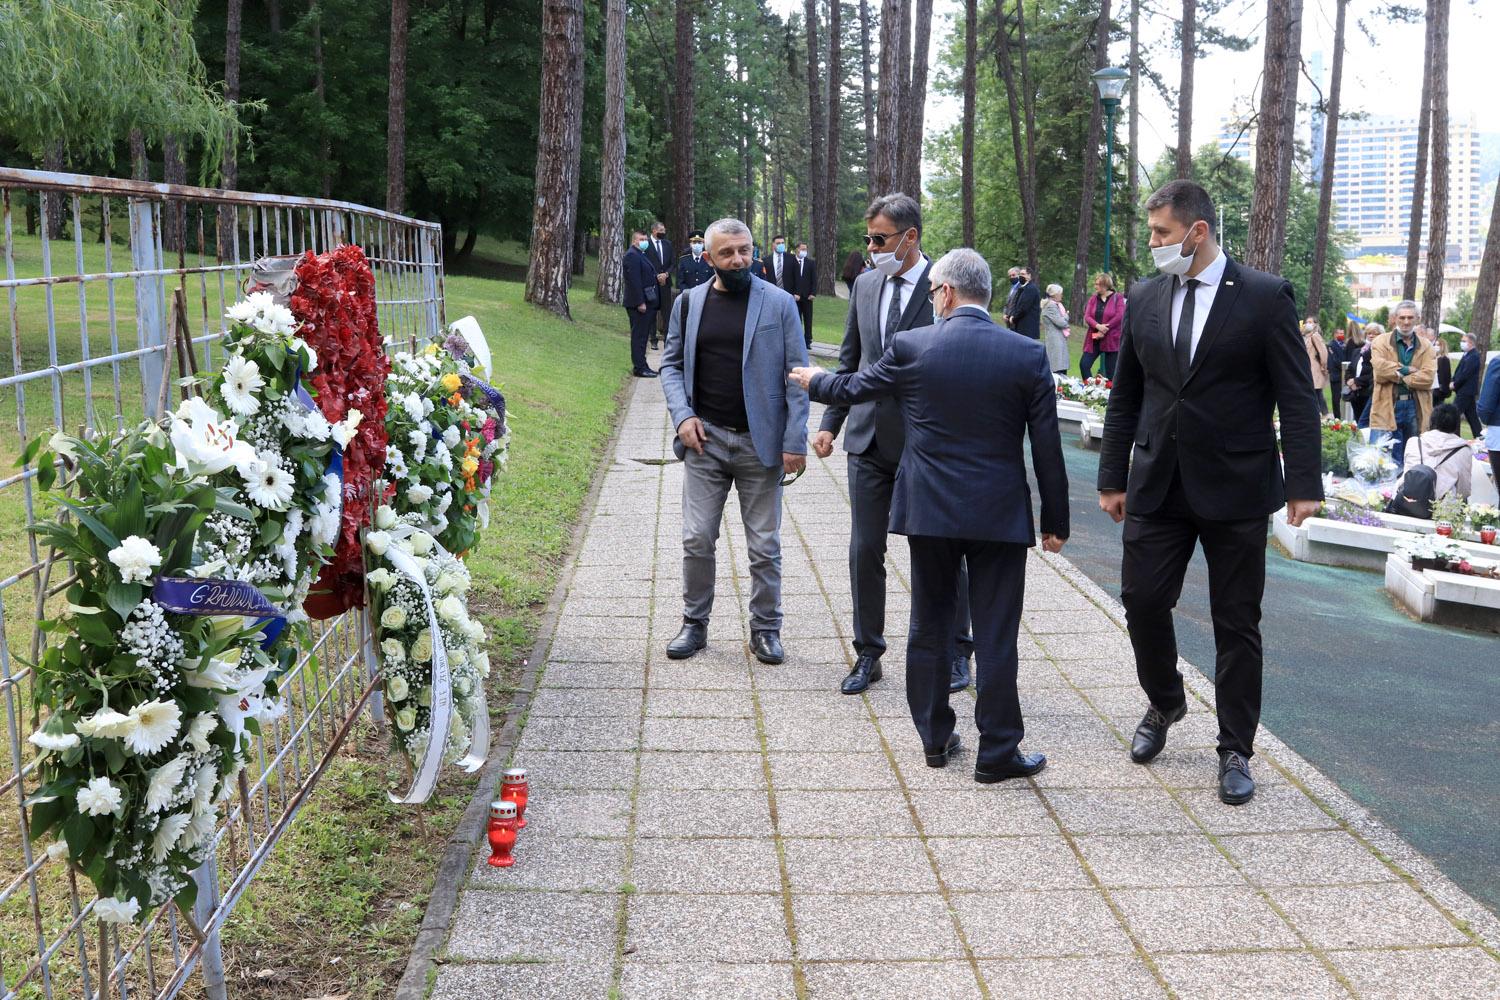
[790,248,1069,783]
[645,221,675,349]
[622,229,659,378]
[1452,331,1483,436]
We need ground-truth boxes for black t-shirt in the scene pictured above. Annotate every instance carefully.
[693,284,751,430]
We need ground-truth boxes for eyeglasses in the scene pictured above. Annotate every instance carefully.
[781,468,805,487]
[926,284,948,302]
[862,231,902,247]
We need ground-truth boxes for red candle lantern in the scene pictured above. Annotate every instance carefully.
[486,800,519,867]
[1435,521,1454,538]
[1481,527,1497,545]
[500,768,529,830]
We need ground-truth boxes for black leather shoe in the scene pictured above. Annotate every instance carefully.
[750,630,784,664]
[665,620,707,659]
[841,654,882,694]
[949,654,972,692]
[632,368,659,378]
[975,750,1047,783]
[1218,750,1255,805]
[1129,702,1188,763]
[924,733,962,768]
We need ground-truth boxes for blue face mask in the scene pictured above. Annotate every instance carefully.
[637,239,650,251]
[775,243,786,253]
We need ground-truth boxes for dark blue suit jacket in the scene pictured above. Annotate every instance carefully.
[1453,348,1481,400]
[622,247,657,311]
[1009,281,1041,340]
[806,307,1069,545]
[1478,355,1500,425]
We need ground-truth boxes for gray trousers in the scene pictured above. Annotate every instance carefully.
[682,420,784,631]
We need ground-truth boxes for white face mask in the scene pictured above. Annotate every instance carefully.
[797,250,806,260]
[691,242,703,255]
[871,232,911,277]
[1151,226,1201,277]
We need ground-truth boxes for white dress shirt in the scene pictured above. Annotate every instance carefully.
[878,256,930,343]
[652,237,664,262]
[1168,248,1227,362]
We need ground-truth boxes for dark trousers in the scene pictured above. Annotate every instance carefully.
[1456,393,1482,437]
[1080,350,1116,379]
[655,285,673,336]
[1329,385,1341,417]
[627,306,656,372]
[848,448,972,661]
[798,299,814,348]
[1119,471,1267,757]
[907,536,1028,768]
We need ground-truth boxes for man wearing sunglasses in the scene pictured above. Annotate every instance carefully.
[812,193,978,697]
[789,249,1069,782]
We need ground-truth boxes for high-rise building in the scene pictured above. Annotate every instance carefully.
[1328,114,1484,264]
[1216,116,1255,166]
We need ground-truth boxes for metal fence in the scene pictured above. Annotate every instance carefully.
[0,167,445,999]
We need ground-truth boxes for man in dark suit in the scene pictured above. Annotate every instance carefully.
[646,221,674,349]
[1009,267,1041,340]
[812,194,978,696]
[1098,180,1322,806]
[677,230,714,292]
[622,229,660,378]
[1326,329,1348,417]
[767,235,791,290]
[1452,331,1483,436]
[788,241,818,348]
[1001,267,1021,326]
[791,248,1069,781]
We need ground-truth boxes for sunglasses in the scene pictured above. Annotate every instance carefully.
[781,467,805,487]
[862,231,906,248]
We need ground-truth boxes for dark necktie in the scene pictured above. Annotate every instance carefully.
[885,276,905,347]
[1176,277,1200,381]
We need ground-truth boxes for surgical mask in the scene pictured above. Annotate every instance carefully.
[797,250,806,260]
[637,239,650,251]
[870,232,911,277]
[691,242,703,254]
[715,265,752,294]
[775,243,786,253]
[1151,230,1199,277]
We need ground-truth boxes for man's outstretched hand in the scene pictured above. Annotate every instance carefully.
[1099,490,1126,523]
[788,367,819,391]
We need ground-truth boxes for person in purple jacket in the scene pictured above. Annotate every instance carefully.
[1081,272,1126,379]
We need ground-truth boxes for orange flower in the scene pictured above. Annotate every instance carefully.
[447,392,463,407]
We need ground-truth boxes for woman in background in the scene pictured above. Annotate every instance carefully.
[1041,283,1071,376]
[1081,272,1125,379]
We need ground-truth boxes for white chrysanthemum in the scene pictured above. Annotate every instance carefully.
[400,392,424,423]
[190,764,218,817]
[309,506,338,547]
[179,811,217,852]
[226,291,296,337]
[408,484,434,505]
[290,336,318,371]
[77,777,123,816]
[124,699,182,756]
[151,812,192,862]
[322,473,341,507]
[107,535,161,584]
[442,425,461,449]
[185,714,218,753]
[28,729,80,753]
[244,459,294,511]
[94,896,141,925]
[45,840,69,862]
[386,675,410,702]
[365,530,391,556]
[220,355,264,416]
[76,709,133,739]
[145,755,192,813]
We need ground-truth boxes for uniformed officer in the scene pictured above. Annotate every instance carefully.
[676,230,714,292]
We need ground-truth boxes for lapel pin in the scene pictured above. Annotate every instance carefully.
[1226,280,1235,286]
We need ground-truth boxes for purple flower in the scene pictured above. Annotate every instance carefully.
[443,332,473,360]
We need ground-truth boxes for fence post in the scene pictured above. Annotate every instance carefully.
[419,227,442,340]
[190,854,228,1000]
[128,199,169,418]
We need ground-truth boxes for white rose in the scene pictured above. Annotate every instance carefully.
[375,505,397,530]
[438,594,466,624]
[380,606,408,630]
[411,630,433,664]
[367,568,396,592]
[395,707,417,732]
[381,637,405,663]
[387,675,410,702]
[365,530,391,556]
[417,686,432,707]
[409,531,433,555]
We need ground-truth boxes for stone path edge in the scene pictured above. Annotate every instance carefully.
[394,382,635,1000]
[1038,549,1500,958]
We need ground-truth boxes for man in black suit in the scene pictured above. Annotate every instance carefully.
[621,229,660,378]
[1452,331,1483,436]
[788,241,818,348]
[790,248,1069,781]
[767,234,791,290]
[1008,267,1041,340]
[1098,180,1322,806]
[1001,267,1021,326]
[646,221,674,349]
[812,194,978,696]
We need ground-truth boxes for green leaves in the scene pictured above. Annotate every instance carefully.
[56,497,120,550]
[105,582,143,622]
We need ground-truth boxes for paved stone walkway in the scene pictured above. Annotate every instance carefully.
[430,378,1500,999]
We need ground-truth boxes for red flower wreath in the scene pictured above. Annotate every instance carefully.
[292,245,391,619]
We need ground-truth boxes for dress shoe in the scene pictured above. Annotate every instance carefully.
[840,654,882,694]
[665,620,707,659]
[750,630,784,664]
[949,653,972,692]
[924,733,963,768]
[1129,702,1188,763]
[632,368,659,378]
[974,750,1047,783]
[1218,750,1255,805]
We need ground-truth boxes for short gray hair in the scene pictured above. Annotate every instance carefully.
[864,192,922,236]
[930,248,991,306]
[704,217,752,252]
[1364,322,1385,337]
[1046,283,1063,298]
[1393,299,1419,316]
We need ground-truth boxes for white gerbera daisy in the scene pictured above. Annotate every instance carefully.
[185,713,218,753]
[124,699,182,756]
[144,755,192,813]
[77,776,124,816]
[76,709,133,739]
[220,355,264,416]
[28,729,80,753]
[151,812,192,862]
[244,460,294,511]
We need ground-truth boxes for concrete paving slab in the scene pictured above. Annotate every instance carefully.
[952,890,1136,958]
[791,893,965,960]
[618,961,797,1000]
[781,837,938,894]
[512,750,637,789]
[429,961,615,1000]
[1110,885,1304,952]
[1073,833,1246,889]
[1223,831,1403,887]
[521,788,633,838]
[1152,951,1352,1000]
[928,834,1094,892]
[979,956,1167,999]
[1270,883,1472,949]
[635,751,766,790]
[629,837,783,894]
[1326,947,1500,1000]
[802,961,984,999]
[445,890,618,962]
[907,787,1057,836]
[634,788,773,838]
[624,894,792,962]
[468,833,626,892]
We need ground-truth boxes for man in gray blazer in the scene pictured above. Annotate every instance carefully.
[813,193,975,695]
[660,217,810,665]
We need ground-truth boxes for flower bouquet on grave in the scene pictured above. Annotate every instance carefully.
[1320,416,1359,477]
[19,423,287,925]
[1395,533,1466,571]
[1347,437,1400,489]
[364,522,489,803]
[1468,504,1499,545]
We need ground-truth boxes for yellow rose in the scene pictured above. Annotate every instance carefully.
[440,373,461,393]
[461,456,479,477]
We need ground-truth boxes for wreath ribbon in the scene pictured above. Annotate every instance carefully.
[151,577,286,649]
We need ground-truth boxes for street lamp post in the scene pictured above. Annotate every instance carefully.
[1092,66,1129,277]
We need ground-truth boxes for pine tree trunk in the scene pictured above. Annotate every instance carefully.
[899,0,932,195]
[1470,185,1500,358]
[162,137,187,254]
[805,0,826,267]
[670,0,696,246]
[1126,0,1139,275]
[1421,0,1450,328]
[873,0,901,193]
[961,0,976,246]
[524,0,586,318]
[993,0,1038,277]
[1245,0,1302,274]
[1176,0,1195,177]
[823,0,842,294]
[267,0,282,34]
[1307,0,1347,316]
[1015,0,1038,275]
[1403,4,1437,300]
[130,130,149,180]
[1068,0,1111,317]
[42,141,65,240]
[596,0,627,304]
[219,0,243,259]
[386,0,409,214]
[310,0,331,199]
[896,0,911,182]
[859,0,876,196]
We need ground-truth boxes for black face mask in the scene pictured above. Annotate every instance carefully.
[715,265,753,293]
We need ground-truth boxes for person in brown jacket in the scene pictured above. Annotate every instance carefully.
[1369,300,1436,464]
[1303,318,1329,414]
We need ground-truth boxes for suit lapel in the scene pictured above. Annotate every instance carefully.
[1183,258,1243,387]
[742,279,765,364]
[861,272,882,356]
[1155,275,1179,388]
[897,258,933,332]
